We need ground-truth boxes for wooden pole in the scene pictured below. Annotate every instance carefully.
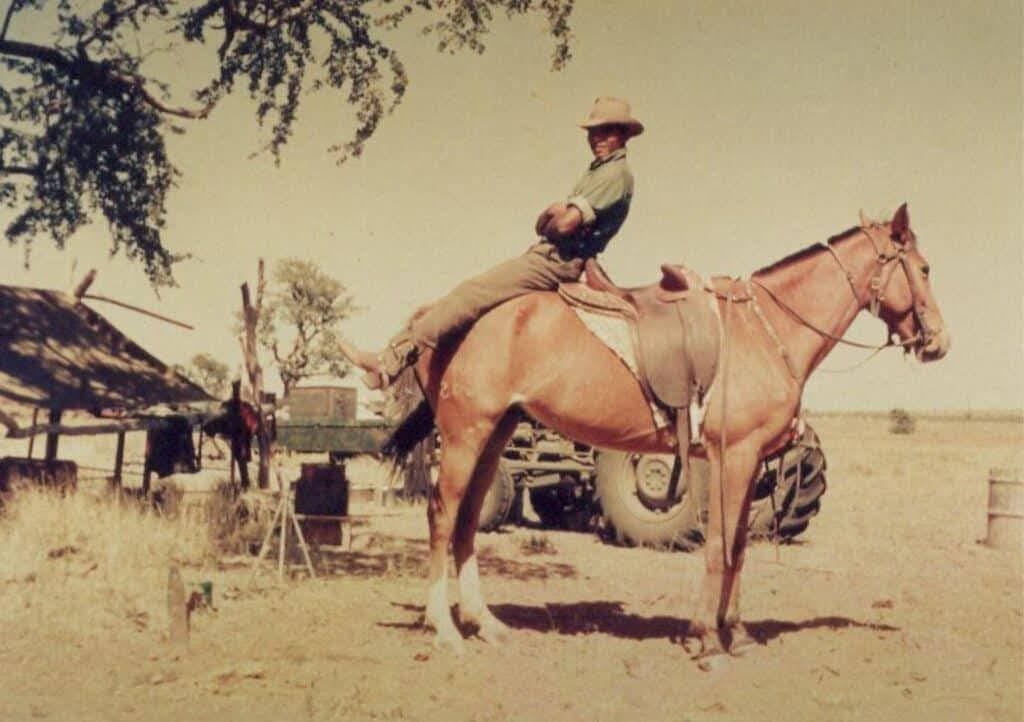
[82,293,194,330]
[26,408,39,459]
[240,261,273,489]
[44,408,62,461]
[112,431,126,489]
[7,413,212,439]
[142,432,153,496]
[71,269,97,300]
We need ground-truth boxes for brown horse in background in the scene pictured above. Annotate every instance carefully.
[345,204,950,658]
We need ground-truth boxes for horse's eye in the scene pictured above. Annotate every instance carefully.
[920,264,930,278]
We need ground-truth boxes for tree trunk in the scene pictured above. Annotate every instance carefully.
[241,262,272,489]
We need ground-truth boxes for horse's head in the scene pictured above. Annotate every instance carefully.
[865,204,950,362]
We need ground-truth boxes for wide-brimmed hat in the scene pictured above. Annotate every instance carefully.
[579,97,644,137]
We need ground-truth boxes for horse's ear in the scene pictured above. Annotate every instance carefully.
[891,203,910,241]
[859,209,869,227]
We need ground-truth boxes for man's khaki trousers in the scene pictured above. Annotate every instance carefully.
[380,241,586,376]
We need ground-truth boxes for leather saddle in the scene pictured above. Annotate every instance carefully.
[559,259,721,453]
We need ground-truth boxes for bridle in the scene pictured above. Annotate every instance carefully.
[749,223,937,357]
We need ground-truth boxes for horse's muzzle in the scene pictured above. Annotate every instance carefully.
[917,327,951,362]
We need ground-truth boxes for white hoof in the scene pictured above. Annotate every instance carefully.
[462,607,510,644]
[432,629,465,655]
[477,616,510,645]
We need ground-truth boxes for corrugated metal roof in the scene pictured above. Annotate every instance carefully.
[0,285,213,411]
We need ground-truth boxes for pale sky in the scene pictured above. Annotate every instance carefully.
[2,0,1021,412]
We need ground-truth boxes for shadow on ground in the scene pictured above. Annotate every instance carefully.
[306,535,577,581]
[477,601,900,645]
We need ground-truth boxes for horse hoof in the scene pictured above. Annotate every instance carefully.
[432,632,466,655]
[697,653,730,673]
[726,624,758,657]
[476,619,511,645]
[686,631,729,669]
[681,636,705,658]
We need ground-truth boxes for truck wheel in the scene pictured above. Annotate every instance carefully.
[595,451,707,551]
[528,476,597,532]
[529,484,569,529]
[748,425,828,541]
[478,462,516,532]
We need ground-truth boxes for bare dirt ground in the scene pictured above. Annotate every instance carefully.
[1,414,1022,722]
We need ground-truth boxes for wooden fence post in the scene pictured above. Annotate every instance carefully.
[44,408,62,461]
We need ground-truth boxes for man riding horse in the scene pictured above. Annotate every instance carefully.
[339,99,951,660]
[348,97,644,390]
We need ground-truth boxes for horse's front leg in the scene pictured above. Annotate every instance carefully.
[691,439,759,658]
[452,415,518,645]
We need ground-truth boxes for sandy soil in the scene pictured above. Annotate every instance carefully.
[1,414,1022,722]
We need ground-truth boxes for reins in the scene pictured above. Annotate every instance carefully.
[705,224,929,373]
[748,278,923,351]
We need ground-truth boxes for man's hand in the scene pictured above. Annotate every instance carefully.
[534,202,566,236]
[535,202,585,242]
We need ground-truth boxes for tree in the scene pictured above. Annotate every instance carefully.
[0,0,574,286]
[244,257,356,396]
[178,352,230,398]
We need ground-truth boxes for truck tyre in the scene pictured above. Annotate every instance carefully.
[748,426,828,541]
[595,451,707,551]
[528,477,597,532]
[478,462,516,532]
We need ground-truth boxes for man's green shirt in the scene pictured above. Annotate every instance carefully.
[565,147,634,257]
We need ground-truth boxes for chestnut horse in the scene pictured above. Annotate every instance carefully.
[346,204,950,657]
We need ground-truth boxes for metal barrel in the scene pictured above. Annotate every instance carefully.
[986,468,1023,551]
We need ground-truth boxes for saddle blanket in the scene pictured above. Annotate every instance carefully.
[570,307,708,441]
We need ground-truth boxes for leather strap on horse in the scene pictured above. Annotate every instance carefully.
[717,283,735,572]
[704,282,801,383]
[745,280,800,380]
[749,278,922,351]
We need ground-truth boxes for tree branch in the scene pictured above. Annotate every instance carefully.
[0,164,39,176]
[222,0,317,33]
[0,38,73,70]
[0,38,215,119]
[127,75,215,119]
[78,0,149,48]
[0,1,16,43]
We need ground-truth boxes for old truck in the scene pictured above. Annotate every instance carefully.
[276,386,828,548]
[276,386,393,462]
[479,417,828,549]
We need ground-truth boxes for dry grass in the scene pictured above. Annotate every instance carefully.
[0,487,220,636]
[519,533,557,556]
[0,415,1021,722]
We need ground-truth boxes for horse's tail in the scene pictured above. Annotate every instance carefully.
[380,367,435,463]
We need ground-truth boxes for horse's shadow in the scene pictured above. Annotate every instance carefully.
[307,534,577,581]
[381,599,899,645]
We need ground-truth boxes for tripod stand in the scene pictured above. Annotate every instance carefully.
[250,469,316,581]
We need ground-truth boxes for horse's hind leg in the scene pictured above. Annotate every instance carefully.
[425,429,492,653]
[452,413,519,644]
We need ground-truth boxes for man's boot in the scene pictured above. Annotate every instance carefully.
[356,332,419,390]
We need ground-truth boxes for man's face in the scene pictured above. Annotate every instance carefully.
[587,125,627,160]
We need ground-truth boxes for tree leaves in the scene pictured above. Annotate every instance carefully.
[238,258,358,395]
[1,0,574,286]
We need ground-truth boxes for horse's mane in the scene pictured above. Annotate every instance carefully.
[752,225,862,278]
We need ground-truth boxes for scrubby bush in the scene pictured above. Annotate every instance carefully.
[889,408,917,435]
